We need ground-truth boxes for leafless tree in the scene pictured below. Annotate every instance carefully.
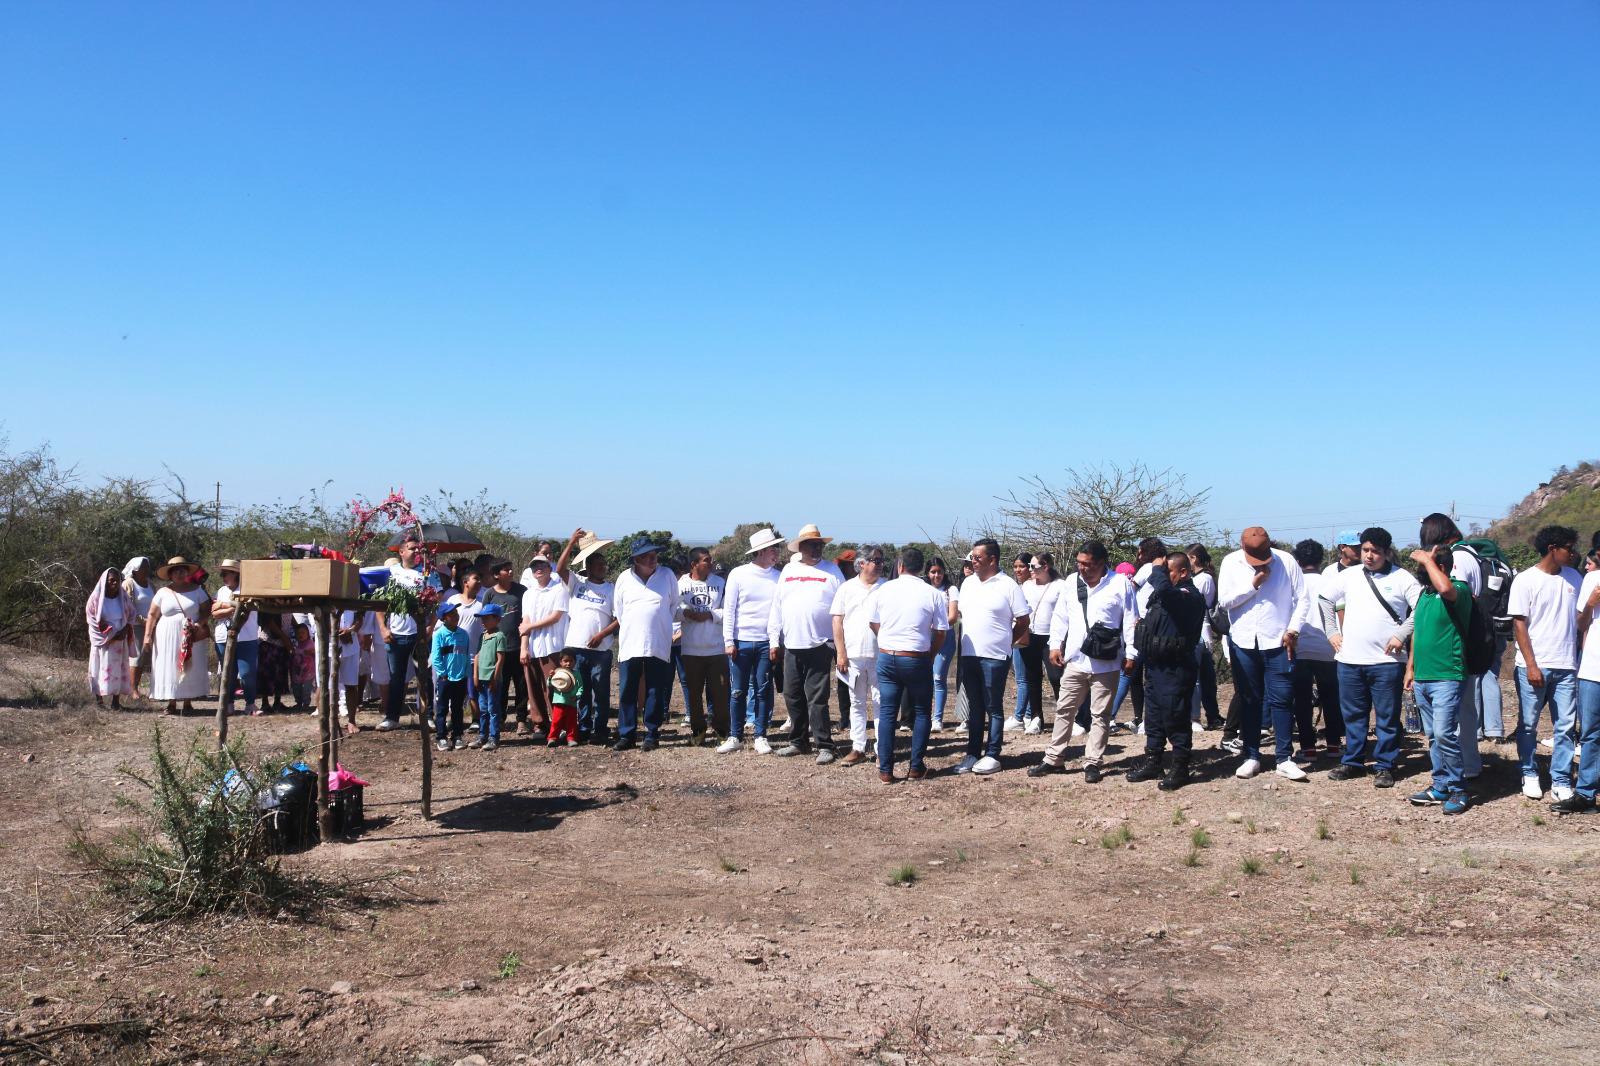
[996,463,1211,558]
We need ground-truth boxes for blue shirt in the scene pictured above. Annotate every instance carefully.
[430,623,471,682]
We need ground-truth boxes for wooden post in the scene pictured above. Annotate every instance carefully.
[327,608,341,770]
[418,627,433,820]
[216,619,239,751]
[316,606,336,841]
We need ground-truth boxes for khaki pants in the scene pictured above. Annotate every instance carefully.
[1043,667,1117,767]
[681,653,731,737]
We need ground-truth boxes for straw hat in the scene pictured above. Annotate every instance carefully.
[218,558,241,574]
[787,523,833,553]
[156,556,196,581]
[571,531,615,569]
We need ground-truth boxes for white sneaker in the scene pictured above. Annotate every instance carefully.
[929,719,945,733]
[436,739,450,752]
[1235,758,1262,779]
[972,756,1002,775]
[1136,723,1146,736]
[1024,716,1042,735]
[1003,718,1022,732]
[753,737,773,755]
[716,737,741,754]
[1522,776,1543,800]
[1552,785,1575,802]
[376,719,397,732]
[1276,759,1308,782]
[1071,723,1088,739]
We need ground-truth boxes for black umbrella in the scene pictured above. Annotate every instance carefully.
[389,523,485,553]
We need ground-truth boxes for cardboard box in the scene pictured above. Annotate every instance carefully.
[240,559,360,599]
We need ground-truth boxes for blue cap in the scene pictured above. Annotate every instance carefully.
[478,603,503,618]
[436,601,460,619]
[1335,529,1361,547]
[629,538,664,558]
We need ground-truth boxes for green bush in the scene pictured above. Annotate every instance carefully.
[71,726,320,919]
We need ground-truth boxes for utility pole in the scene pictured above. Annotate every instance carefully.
[215,481,222,532]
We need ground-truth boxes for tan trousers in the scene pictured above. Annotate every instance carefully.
[1042,667,1118,767]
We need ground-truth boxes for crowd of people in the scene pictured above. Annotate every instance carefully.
[83,514,1600,815]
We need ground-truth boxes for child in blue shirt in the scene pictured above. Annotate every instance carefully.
[431,602,472,750]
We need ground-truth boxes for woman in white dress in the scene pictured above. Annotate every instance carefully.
[86,567,137,707]
[141,557,213,715]
[121,557,155,694]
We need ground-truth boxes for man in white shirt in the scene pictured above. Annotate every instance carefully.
[869,546,949,782]
[1554,532,1600,814]
[559,532,619,744]
[832,545,886,765]
[611,539,683,752]
[519,555,569,743]
[720,528,784,754]
[1321,527,1420,789]
[678,547,729,746]
[1290,540,1343,759]
[1509,525,1583,802]
[1217,526,1309,780]
[211,560,260,715]
[955,538,1031,776]
[769,524,845,763]
[1030,539,1136,782]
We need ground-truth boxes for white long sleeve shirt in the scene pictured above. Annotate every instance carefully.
[1216,548,1309,650]
[722,562,779,645]
[677,572,727,656]
[613,565,682,663]
[767,558,844,651]
[1048,570,1138,674]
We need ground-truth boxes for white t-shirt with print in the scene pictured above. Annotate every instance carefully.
[957,572,1030,661]
[564,575,616,652]
[1509,565,1582,671]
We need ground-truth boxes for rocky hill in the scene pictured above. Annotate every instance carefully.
[1485,462,1600,558]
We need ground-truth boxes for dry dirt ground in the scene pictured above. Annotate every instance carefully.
[2,644,1599,1065]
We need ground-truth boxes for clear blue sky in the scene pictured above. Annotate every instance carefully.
[3,3,1596,545]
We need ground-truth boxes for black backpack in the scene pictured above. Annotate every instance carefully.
[1456,541,1514,634]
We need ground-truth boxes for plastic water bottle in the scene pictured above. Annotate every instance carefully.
[1403,690,1422,734]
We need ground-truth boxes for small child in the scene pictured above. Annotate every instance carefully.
[289,622,316,709]
[547,649,584,746]
[430,602,471,751]
[472,604,508,751]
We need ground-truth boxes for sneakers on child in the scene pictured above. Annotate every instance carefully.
[436,739,449,752]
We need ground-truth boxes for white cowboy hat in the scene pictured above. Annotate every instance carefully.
[787,523,833,553]
[744,527,785,555]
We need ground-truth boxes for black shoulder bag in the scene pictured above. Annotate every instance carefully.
[1078,577,1124,660]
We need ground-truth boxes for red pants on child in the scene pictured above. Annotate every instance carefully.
[548,703,578,743]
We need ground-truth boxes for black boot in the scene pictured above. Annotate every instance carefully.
[1158,756,1189,791]
[1125,755,1162,783]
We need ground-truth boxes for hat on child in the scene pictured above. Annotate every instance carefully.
[436,601,460,619]
[478,603,503,618]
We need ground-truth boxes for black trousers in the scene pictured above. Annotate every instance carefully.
[496,654,529,723]
[1144,661,1198,758]
[1292,658,1343,747]
[783,644,835,751]
[1196,644,1221,724]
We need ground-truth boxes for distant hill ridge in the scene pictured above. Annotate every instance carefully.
[1485,462,1600,556]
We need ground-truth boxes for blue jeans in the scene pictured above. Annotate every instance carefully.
[1011,646,1031,723]
[1413,679,1464,794]
[1336,661,1404,772]
[215,638,259,710]
[434,677,466,740]
[1475,634,1508,737]
[729,640,774,737]
[932,632,955,723]
[476,685,502,742]
[1515,666,1579,788]
[383,634,418,723]
[618,655,672,742]
[572,648,613,737]
[959,655,1010,760]
[1576,679,1600,801]
[876,653,933,773]
[1228,640,1295,763]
